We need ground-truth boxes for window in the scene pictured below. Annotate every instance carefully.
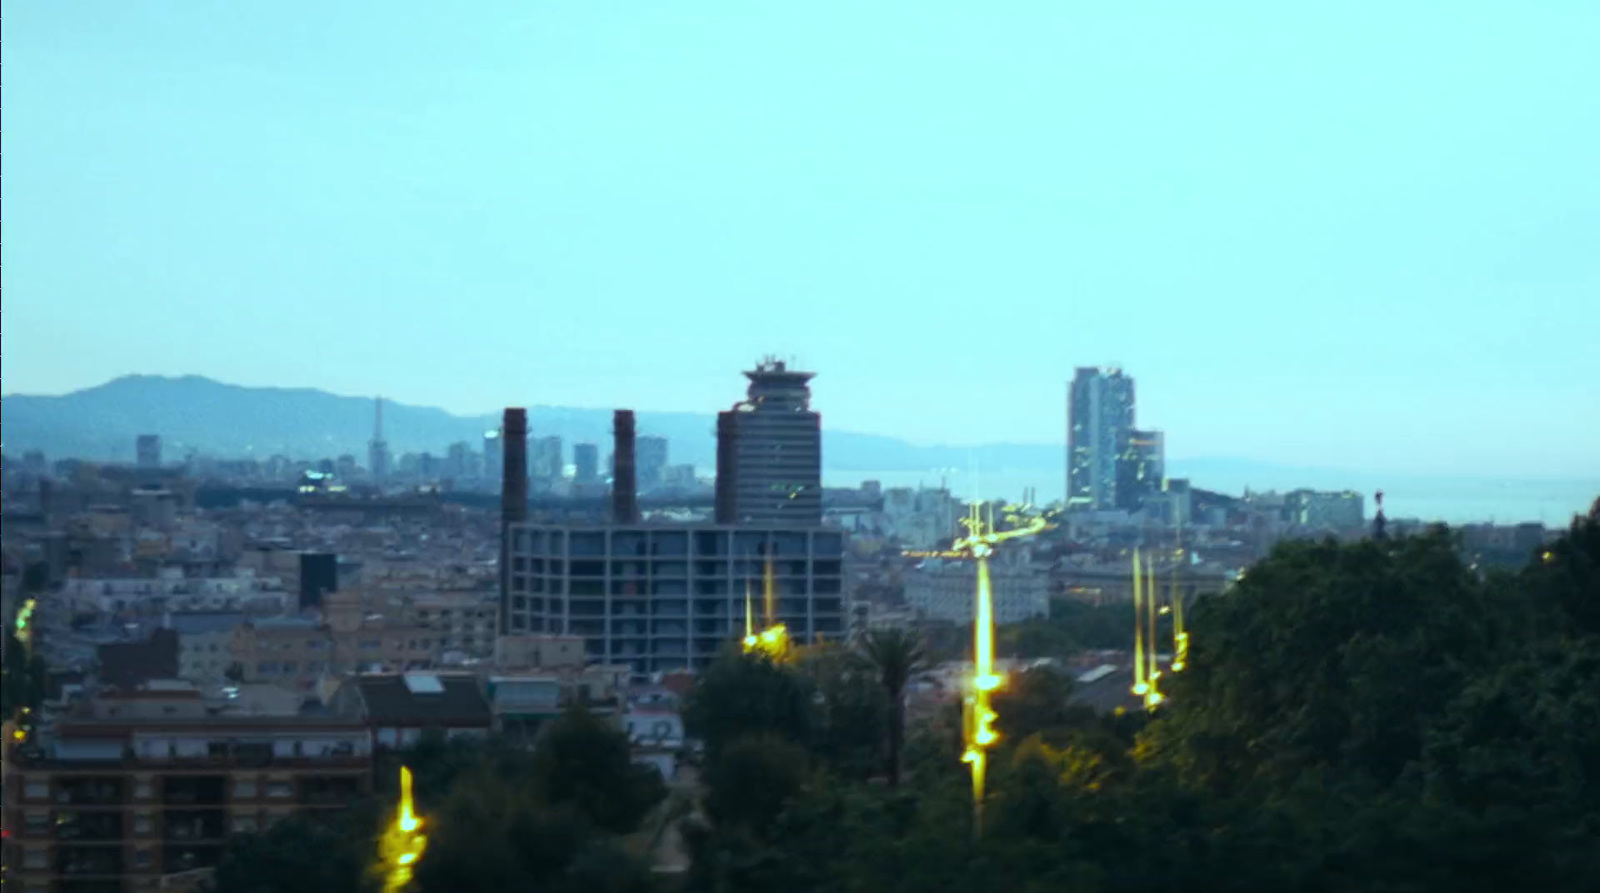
[305,640,325,650]
[23,849,48,870]
[257,662,278,675]
[134,780,155,799]
[306,661,325,673]
[24,812,49,834]
[266,782,293,798]
[134,849,154,869]
[232,815,259,834]
[281,662,298,674]
[134,813,154,834]
[234,780,257,798]
[24,780,48,799]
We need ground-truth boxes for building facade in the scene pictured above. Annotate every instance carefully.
[572,443,599,483]
[531,436,563,483]
[3,688,371,893]
[636,436,669,488]
[1067,366,1136,511]
[1114,428,1165,512]
[715,359,823,526]
[904,559,1050,625]
[503,524,846,674]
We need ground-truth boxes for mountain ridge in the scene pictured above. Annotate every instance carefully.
[3,374,1074,472]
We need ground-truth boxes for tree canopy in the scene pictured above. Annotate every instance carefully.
[679,506,1600,893]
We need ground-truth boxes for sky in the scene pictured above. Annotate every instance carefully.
[8,1,1599,477]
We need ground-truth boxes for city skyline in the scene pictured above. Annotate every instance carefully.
[9,2,1600,478]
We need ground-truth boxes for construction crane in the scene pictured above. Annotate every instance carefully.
[906,502,1055,837]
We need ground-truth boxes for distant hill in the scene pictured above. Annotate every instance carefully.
[0,374,1068,473]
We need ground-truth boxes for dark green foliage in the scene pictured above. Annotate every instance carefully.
[681,650,815,759]
[217,713,663,893]
[530,706,668,834]
[997,598,1133,659]
[213,804,383,893]
[681,506,1600,893]
[702,734,810,839]
[798,643,890,781]
[860,628,927,786]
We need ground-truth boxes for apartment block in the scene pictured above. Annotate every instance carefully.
[3,685,372,893]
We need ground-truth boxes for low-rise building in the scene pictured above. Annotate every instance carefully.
[330,673,493,749]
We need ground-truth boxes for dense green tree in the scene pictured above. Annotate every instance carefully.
[412,767,656,893]
[795,642,890,780]
[530,706,667,834]
[990,666,1094,746]
[682,650,814,759]
[1523,503,1600,637]
[860,627,927,787]
[702,734,810,840]
[1145,529,1500,794]
[212,804,383,893]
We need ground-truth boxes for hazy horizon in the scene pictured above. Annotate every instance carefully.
[10,1,1599,479]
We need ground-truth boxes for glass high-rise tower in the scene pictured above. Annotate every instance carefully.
[1066,366,1136,511]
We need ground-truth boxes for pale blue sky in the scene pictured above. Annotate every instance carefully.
[8,1,1599,476]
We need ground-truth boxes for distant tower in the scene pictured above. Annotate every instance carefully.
[483,428,503,483]
[1373,490,1388,540]
[1067,366,1136,511]
[136,434,162,470]
[368,397,391,483]
[714,357,822,526]
[499,408,529,634]
[573,443,600,483]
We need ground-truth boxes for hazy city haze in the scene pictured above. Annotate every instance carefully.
[8,1,1599,476]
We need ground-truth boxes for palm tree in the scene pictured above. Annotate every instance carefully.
[861,628,927,788]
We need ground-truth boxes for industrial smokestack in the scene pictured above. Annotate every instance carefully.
[715,411,738,524]
[500,408,528,634]
[612,410,638,524]
[501,409,529,525]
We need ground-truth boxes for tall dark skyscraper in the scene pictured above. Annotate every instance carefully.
[714,358,822,526]
[1067,366,1136,511]
[136,434,162,469]
[368,397,391,483]
[573,443,600,482]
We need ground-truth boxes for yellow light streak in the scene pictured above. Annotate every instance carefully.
[380,766,427,893]
[1131,550,1147,696]
[1171,547,1188,673]
[741,560,790,659]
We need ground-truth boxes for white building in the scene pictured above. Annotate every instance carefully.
[903,558,1050,625]
[58,569,290,617]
